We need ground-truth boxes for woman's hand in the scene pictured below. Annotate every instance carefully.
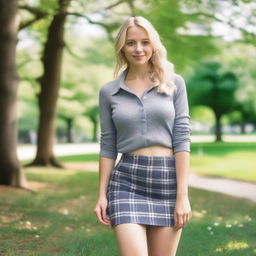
[94,196,111,226]
[173,194,192,231]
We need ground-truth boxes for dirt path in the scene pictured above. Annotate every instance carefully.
[188,172,256,203]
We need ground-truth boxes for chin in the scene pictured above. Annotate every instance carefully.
[133,60,149,65]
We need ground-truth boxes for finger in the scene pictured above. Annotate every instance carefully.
[177,214,185,230]
[102,206,107,221]
[95,206,109,225]
[102,208,111,224]
[183,213,188,226]
[178,214,184,227]
[183,213,189,227]
[94,207,103,223]
[101,207,111,225]
[174,213,183,231]
[105,203,111,221]
[105,207,111,223]
[173,212,178,229]
[174,224,182,231]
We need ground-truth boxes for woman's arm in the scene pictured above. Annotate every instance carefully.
[94,156,115,226]
[94,85,118,226]
[173,151,192,231]
[172,74,192,230]
[98,85,118,198]
[175,151,189,197]
[98,156,116,198]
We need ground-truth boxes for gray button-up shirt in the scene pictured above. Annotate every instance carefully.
[99,67,192,159]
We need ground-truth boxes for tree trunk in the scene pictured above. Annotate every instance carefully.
[66,118,73,143]
[92,119,98,142]
[0,0,27,186]
[240,122,246,134]
[214,112,222,142]
[28,0,71,167]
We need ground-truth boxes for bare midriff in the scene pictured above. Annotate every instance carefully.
[127,145,174,157]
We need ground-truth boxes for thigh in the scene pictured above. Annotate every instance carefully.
[146,226,183,256]
[113,223,148,256]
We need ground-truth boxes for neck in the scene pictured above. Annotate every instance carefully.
[126,64,152,80]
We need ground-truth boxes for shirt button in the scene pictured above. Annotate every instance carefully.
[143,95,147,99]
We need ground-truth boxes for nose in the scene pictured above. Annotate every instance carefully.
[135,42,143,52]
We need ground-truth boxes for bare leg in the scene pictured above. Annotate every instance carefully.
[146,226,183,256]
[113,223,148,256]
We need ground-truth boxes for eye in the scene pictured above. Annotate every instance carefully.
[127,41,134,46]
[143,41,150,45]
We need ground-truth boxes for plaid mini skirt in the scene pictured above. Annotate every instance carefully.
[106,152,177,228]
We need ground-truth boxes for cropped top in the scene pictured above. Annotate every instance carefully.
[98,67,192,159]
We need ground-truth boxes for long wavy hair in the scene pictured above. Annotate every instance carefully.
[113,16,176,96]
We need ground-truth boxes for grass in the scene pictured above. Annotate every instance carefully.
[21,153,98,166]
[0,164,256,255]
[3,141,253,254]
[190,142,256,182]
[21,142,256,183]
[0,168,115,256]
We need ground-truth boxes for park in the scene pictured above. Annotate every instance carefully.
[0,0,256,255]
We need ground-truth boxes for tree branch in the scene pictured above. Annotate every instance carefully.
[103,0,126,10]
[18,4,47,30]
[189,11,256,44]
[67,12,120,42]
[126,0,136,16]
[64,42,87,62]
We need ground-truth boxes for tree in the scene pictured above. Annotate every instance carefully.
[135,0,218,71]
[180,0,256,46]
[0,0,27,186]
[236,99,256,133]
[22,0,134,167]
[84,106,99,142]
[137,0,256,72]
[217,42,256,132]
[57,80,89,143]
[188,61,239,141]
[27,0,72,167]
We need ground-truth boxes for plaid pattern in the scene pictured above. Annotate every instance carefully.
[106,153,177,228]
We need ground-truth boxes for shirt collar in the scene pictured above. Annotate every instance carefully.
[111,67,129,96]
[111,67,158,96]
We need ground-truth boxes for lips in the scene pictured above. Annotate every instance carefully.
[133,55,145,59]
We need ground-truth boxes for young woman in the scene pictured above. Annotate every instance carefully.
[94,16,192,256]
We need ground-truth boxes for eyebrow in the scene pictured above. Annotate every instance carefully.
[126,38,149,41]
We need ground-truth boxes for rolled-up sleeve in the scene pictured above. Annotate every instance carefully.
[99,87,118,159]
[172,75,192,153]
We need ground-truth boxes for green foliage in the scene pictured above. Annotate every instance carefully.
[187,61,239,115]
[190,105,215,124]
[16,0,256,142]
[83,42,115,66]
[135,0,218,71]
[214,41,256,123]
[222,110,243,125]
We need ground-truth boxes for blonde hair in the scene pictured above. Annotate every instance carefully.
[113,16,176,96]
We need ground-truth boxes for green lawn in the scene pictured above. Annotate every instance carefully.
[190,142,256,182]
[0,166,256,256]
[21,141,256,183]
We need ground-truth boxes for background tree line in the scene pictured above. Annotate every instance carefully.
[0,0,255,187]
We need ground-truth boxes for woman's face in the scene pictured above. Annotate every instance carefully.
[122,25,153,67]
